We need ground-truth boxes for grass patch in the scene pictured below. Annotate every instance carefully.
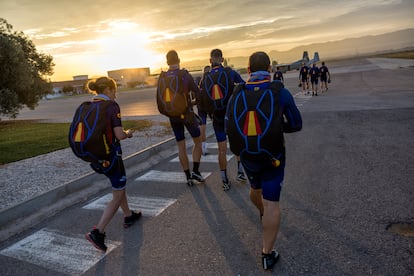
[0,119,153,165]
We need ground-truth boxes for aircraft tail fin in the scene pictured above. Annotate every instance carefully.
[313,52,320,63]
[302,51,309,62]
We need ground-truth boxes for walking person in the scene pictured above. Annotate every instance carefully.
[272,66,284,83]
[319,61,331,92]
[200,49,246,191]
[226,52,302,270]
[299,62,310,94]
[157,50,204,186]
[83,77,142,253]
[309,63,320,96]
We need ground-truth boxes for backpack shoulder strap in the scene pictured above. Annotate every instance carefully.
[232,82,245,96]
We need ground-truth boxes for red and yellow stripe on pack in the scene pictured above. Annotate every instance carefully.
[243,111,262,136]
[163,87,172,103]
[212,84,223,100]
[73,122,85,142]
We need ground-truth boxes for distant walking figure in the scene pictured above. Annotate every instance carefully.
[273,66,284,83]
[299,62,310,94]
[319,61,331,92]
[309,63,320,96]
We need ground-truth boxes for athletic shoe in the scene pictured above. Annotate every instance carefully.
[262,250,280,270]
[187,178,194,186]
[236,172,247,181]
[222,179,231,191]
[85,228,107,252]
[124,211,142,228]
[191,171,205,182]
[315,93,318,96]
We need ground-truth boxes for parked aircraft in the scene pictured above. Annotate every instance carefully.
[275,51,319,73]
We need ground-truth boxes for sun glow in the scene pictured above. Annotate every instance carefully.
[95,26,163,72]
[44,20,166,81]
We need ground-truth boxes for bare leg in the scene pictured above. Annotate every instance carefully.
[96,189,127,232]
[200,124,206,143]
[177,140,189,171]
[262,200,281,254]
[217,140,227,170]
[249,188,264,216]
[200,124,207,155]
[119,190,132,217]
[192,135,202,163]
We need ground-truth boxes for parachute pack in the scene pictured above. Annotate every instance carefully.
[157,69,188,119]
[200,67,233,113]
[226,81,284,166]
[68,100,117,173]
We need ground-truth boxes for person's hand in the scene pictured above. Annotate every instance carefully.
[126,129,135,138]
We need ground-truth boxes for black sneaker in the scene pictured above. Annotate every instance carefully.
[191,171,205,182]
[124,211,142,228]
[222,179,231,191]
[85,228,107,252]
[187,178,194,186]
[262,250,279,270]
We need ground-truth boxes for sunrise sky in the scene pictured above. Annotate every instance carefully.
[1,0,413,81]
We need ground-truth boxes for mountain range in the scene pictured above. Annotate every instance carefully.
[181,28,414,70]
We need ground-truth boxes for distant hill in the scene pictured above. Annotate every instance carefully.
[181,28,414,70]
[268,28,414,64]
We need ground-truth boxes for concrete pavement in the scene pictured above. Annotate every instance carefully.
[0,58,413,275]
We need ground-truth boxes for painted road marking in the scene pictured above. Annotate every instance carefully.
[83,194,177,217]
[170,154,233,163]
[0,228,120,275]
[294,92,313,99]
[204,142,229,149]
[135,170,212,183]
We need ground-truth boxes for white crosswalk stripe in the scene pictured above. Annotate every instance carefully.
[135,170,212,183]
[204,142,229,149]
[0,228,120,275]
[83,194,177,217]
[169,154,233,163]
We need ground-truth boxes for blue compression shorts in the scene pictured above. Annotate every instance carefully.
[212,111,227,142]
[170,116,201,142]
[242,157,285,202]
[104,157,127,190]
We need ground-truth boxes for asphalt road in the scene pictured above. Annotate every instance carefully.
[0,58,413,275]
[1,86,163,122]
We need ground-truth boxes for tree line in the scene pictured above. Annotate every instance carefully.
[0,18,54,118]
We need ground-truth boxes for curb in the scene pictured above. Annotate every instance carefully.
[0,124,214,243]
